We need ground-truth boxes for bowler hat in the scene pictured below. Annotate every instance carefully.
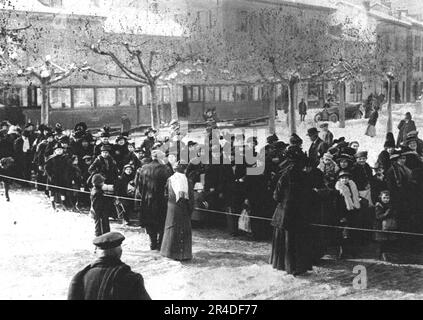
[93,232,125,250]
[306,128,319,136]
[267,134,279,145]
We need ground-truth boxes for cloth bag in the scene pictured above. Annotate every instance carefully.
[238,208,252,233]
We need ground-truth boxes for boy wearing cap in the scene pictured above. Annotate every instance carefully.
[68,232,151,300]
[89,145,119,186]
[90,174,110,236]
[351,151,373,206]
[115,164,136,226]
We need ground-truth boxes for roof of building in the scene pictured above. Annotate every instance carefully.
[0,0,106,19]
[336,1,412,27]
[245,0,335,11]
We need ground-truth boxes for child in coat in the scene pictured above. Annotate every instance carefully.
[374,191,398,262]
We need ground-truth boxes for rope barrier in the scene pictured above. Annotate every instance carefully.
[2,173,423,238]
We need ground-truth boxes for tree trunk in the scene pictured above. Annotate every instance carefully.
[41,82,49,125]
[150,83,160,129]
[269,83,276,135]
[339,81,346,129]
[288,76,298,135]
[387,78,393,133]
[170,83,179,121]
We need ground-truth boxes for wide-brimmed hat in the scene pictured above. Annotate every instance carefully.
[115,135,127,143]
[335,153,355,163]
[407,130,419,139]
[267,134,279,145]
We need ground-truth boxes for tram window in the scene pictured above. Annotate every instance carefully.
[117,88,136,107]
[235,86,248,102]
[192,86,201,102]
[160,88,170,104]
[74,88,94,109]
[253,86,262,101]
[221,86,235,102]
[205,87,220,102]
[50,88,71,109]
[97,88,116,108]
[1,88,23,107]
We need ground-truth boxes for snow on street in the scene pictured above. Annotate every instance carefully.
[2,189,423,300]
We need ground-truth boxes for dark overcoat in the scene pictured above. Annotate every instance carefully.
[134,160,172,228]
[68,257,151,300]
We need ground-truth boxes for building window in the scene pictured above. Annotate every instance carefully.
[74,88,94,109]
[117,88,136,107]
[252,86,262,101]
[97,88,116,108]
[49,88,71,109]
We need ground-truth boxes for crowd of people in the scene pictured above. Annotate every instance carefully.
[1,111,423,276]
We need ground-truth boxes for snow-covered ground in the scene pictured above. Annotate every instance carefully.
[2,103,423,300]
[2,188,423,300]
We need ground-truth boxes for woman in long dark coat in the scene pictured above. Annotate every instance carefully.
[161,161,194,261]
[270,146,312,276]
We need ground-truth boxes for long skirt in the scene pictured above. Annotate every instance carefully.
[270,227,312,275]
[365,125,376,137]
[161,199,193,261]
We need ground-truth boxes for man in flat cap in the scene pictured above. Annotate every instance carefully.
[68,232,151,300]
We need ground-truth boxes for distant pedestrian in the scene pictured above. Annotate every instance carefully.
[397,112,416,147]
[365,106,379,138]
[121,114,131,134]
[68,232,151,300]
[319,123,334,147]
[299,98,307,122]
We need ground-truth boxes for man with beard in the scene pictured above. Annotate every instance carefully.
[134,150,172,250]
